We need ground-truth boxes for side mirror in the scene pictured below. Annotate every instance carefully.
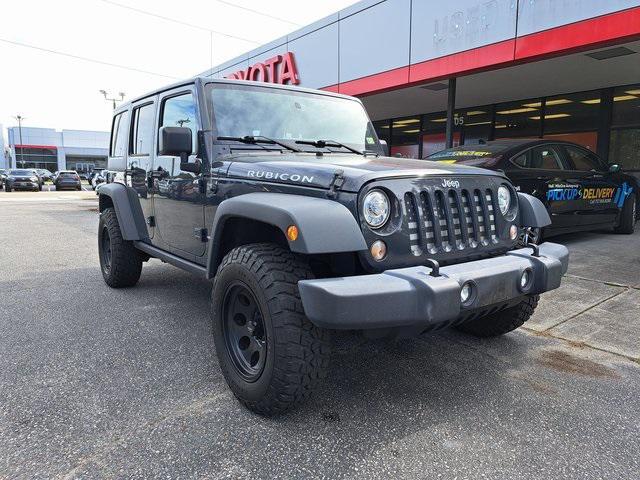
[609,163,621,173]
[379,139,389,156]
[159,126,200,174]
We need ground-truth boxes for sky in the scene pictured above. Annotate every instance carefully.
[0,0,356,141]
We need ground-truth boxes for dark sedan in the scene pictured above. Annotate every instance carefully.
[4,169,43,192]
[54,170,82,191]
[429,140,638,240]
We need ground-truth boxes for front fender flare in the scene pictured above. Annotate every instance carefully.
[207,192,367,277]
[517,192,551,228]
[98,183,149,241]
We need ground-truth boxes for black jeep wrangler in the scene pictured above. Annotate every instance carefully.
[98,78,569,415]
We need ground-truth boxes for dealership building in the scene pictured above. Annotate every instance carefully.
[203,0,640,171]
[6,127,109,174]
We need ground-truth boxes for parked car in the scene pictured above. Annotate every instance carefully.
[54,170,82,191]
[97,77,568,415]
[4,169,43,191]
[36,169,54,183]
[428,140,638,241]
[90,168,107,190]
[0,169,7,190]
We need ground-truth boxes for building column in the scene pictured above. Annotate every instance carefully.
[445,78,457,149]
[57,148,66,171]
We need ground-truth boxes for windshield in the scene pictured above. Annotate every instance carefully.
[208,83,380,153]
[428,146,509,168]
[10,170,34,175]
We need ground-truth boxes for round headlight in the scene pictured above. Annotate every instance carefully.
[497,185,511,216]
[363,190,390,229]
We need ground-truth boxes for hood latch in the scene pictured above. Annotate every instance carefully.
[327,169,345,198]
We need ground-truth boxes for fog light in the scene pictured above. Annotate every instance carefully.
[510,225,518,240]
[370,240,387,261]
[286,225,299,241]
[520,270,532,290]
[460,282,473,305]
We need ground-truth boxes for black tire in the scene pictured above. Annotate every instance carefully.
[5,186,11,192]
[38,184,43,191]
[98,208,143,288]
[614,193,636,234]
[211,243,330,416]
[455,295,539,337]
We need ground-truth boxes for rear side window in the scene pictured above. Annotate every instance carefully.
[110,111,129,157]
[130,103,155,155]
[530,146,565,170]
[159,93,197,153]
[563,145,603,172]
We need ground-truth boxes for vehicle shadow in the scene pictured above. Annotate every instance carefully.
[2,261,628,478]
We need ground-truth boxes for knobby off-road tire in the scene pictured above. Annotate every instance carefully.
[98,208,143,288]
[456,295,539,337]
[211,243,331,416]
[614,193,636,234]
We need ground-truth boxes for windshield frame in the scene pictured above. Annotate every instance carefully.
[205,81,382,155]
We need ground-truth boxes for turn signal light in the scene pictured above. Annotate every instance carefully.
[286,225,299,241]
[370,240,387,261]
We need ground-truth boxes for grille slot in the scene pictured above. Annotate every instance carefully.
[403,185,499,256]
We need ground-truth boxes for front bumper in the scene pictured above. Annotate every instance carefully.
[299,242,569,330]
[9,181,39,189]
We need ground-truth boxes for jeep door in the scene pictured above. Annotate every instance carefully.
[507,144,581,230]
[152,87,206,258]
[126,99,157,238]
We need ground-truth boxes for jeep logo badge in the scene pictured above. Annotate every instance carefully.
[442,179,460,189]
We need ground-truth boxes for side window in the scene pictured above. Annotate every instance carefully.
[160,93,197,152]
[110,111,129,157]
[512,153,528,168]
[564,145,603,171]
[530,146,564,170]
[130,103,155,155]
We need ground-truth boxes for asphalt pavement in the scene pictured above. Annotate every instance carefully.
[0,191,638,479]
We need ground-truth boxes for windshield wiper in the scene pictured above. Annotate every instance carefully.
[295,139,364,155]
[217,135,301,153]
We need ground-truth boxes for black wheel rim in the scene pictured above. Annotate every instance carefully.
[100,226,112,274]
[222,282,267,382]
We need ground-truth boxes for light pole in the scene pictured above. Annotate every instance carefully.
[99,90,126,110]
[13,115,25,168]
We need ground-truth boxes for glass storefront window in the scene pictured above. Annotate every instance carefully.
[14,147,57,171]
[612,84,640,128]
[610,84,640,171]
[542,91,601,151]
[494,98,541,139]
[610,129,640,170]
[373,120,390,145]
[459,107,492,145]
[390,116,420,158]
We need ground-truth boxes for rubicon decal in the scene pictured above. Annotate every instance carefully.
[226,52,300,85]
[247,170,314,183]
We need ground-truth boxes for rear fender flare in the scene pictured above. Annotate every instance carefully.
[98,183,149,241]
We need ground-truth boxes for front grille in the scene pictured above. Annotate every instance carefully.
[402,186,500,257]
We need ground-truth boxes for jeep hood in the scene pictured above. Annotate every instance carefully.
[223,152,505,192]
